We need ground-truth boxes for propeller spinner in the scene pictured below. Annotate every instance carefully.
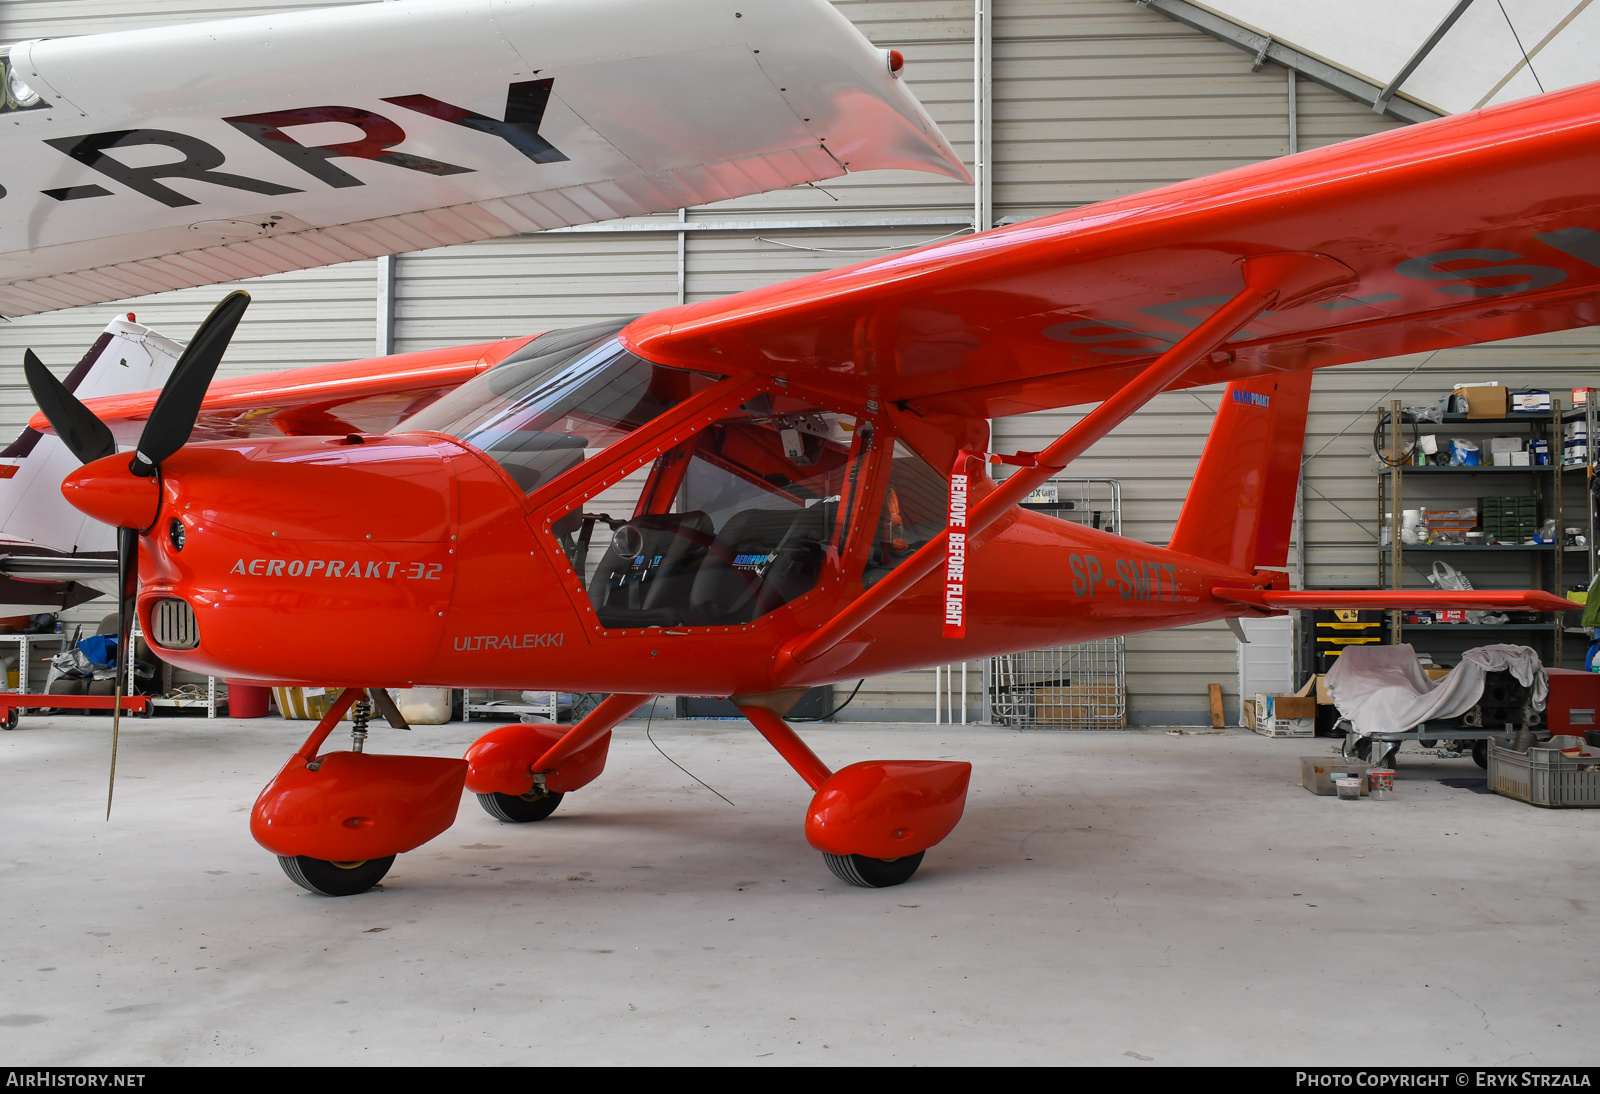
[23,290,250,817]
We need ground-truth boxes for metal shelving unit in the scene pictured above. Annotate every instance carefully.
[463,689,558,721]
[0,633,66,695]
[984,478,1127,729]
[123,624,219,718]
[1377,398,1589,668]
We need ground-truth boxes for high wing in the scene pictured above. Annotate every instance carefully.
[36,82,1600,448]
[0,0,965,318]
[37,338,535,445]
[619,80,1600,418]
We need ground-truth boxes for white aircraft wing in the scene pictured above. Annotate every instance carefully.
[0,0,968,317]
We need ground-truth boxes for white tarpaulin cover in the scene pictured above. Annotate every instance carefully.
[1324,643,1547,737]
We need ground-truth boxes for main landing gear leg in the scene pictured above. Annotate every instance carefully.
[464,693,650,822]
[734,691,972,889]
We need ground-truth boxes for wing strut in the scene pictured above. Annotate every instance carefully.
[775,251,1355,678]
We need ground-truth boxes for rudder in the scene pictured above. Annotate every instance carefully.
[1167,370,1312,573]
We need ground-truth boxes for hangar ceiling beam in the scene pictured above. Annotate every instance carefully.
[548,216,975,234]
[1373,0,1474,114]
[1133,0,1444,124]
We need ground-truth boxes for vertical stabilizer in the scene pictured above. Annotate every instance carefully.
[0,317,183,554]
[1167,370,1312,573]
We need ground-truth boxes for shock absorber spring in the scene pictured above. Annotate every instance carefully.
[350,692,372,753]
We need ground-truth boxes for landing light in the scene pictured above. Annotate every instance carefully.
[6,65,41,108]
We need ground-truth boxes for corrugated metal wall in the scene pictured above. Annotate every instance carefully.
[1,0,1592,723]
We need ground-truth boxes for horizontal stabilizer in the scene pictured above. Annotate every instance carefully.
[1215,589,1577,612]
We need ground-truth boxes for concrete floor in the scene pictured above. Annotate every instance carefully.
[1,715,1596,1066]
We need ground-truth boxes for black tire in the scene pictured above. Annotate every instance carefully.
[1472,739,1489,769]
[823,850,925,888]
[477,789,564,823]
[1419,739,1438,749]
[278,854,394,896]
[2,707,17,731]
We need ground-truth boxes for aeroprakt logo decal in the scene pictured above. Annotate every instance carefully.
[229,558,443,580]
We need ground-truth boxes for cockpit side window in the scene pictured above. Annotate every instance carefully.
[863,439,948,588]
[396,324,720,494]
[555,394,870,631]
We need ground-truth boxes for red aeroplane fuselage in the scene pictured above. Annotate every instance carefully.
[70,405,1252,697]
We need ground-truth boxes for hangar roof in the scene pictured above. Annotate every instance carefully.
[1192,0,1598,114]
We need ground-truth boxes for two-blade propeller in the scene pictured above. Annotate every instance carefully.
[23,290,251,817]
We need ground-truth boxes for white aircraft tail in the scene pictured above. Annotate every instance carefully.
[0,315,183,555]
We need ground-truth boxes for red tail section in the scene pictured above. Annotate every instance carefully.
[1168,370,1312,572]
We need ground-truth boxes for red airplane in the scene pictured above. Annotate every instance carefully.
[23,79,1598,897]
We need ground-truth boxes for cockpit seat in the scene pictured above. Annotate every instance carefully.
[689,505,829,625]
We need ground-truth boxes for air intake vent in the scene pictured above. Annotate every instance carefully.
[150,598,199,650]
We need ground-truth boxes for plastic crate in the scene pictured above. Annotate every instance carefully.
[1487,743,1600,807]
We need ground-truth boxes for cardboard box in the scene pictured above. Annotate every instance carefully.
[1512,390,1551,413]
[1255,693,1316,737]
[1424,666,1451,682]
[1435,610,1466,624]
[1034,683,1120,726]
[1457,384,1509,418]
[1301,756,1372,796]
[1574,387,1593,408]
[273,685,342,719]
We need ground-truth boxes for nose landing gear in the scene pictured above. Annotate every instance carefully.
[822,851,926,889]
[279,854,395,896]
[251,687,467,896]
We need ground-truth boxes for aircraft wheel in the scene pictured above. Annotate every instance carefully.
[2,708,17,731]
[477,789,564,823]
[278,854,394,896]
[823,850,925,888]
[1472,739,1489,769]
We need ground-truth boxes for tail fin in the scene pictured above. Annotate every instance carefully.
[1168,369,1312,572]
[0,316,182,554]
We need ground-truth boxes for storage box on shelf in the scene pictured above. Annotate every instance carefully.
[1308,608,1387,674]
[1376,398,1590,671]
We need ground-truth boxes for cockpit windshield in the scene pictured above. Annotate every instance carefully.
[396,320,723,493]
